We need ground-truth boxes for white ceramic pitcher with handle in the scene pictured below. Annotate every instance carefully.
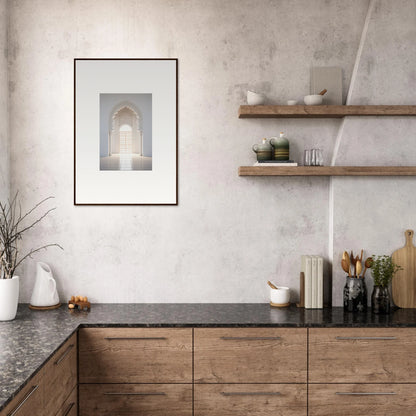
[30,262,59,307]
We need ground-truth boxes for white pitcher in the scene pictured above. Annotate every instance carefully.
[30,262,59,307]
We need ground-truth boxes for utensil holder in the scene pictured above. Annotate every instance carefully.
[343,276,367,313]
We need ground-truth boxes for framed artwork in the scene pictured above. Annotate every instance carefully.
[74,58,178,205]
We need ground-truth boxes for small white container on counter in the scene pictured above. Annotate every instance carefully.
[270,286,290,306]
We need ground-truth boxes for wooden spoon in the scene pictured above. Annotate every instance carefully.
[362,257,373,278]
[342,251,351,276]
[267,281,278,290]
[356,260,363,277]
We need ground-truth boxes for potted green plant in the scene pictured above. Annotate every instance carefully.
[370,255,402,314]
[0,193,62,321]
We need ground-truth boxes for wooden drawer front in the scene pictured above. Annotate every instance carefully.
[79,384,192,416]
[55,387,77,416]
[309,384,416,416]
[79,328,192,383]
[43,333,77,416]
[194,328,307,383]
[309,328,416,382]
[0,372,43,416]
[194,384,307,416]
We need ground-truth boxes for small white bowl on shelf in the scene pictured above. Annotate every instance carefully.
[304,94,323,105]
[247,90,266,105]
[287,100,297,106]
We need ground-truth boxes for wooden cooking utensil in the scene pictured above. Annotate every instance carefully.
[267,281,278,290]
[319,89,327,95]
[341,258,351,276]
[392,230,416,308]
[356,260,362,277]
[362,257,373,278]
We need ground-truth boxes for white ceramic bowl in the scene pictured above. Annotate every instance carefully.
[287,100,297,106]
[304,94,323,105]
[270,286,290,304]
[247,90,266,105]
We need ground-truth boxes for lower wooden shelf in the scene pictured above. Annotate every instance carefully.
[238,166,416,176]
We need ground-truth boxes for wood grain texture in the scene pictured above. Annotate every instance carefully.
[54,387,77,416]
[392,229,416,308]
[309,384,416,416]
[309,328,416,383]
[194,328,307,383]
[194,384,307,416]
[0,372,43,416]
[79,384,192,416]
[238,105,416,118]
[238,166,416,176]
[79,328,192,383]
[43,333,77,416]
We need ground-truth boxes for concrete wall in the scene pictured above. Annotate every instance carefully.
[0,0,8,203]
[5,0,415,304]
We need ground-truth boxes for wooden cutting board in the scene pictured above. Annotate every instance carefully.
[392,230,416,308]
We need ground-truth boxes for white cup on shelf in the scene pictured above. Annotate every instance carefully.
[270,286,290,304]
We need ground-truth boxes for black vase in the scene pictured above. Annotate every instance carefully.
[343,276,367,312]
[371,285,391,314]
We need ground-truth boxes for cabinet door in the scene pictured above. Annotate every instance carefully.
[194,384,307,416]
[79,384,192,416]
[0,372,43,416]
[79,328,192,383]
[54,387,77,416]
[309,328,416,382]
[194,328,307,383]
[309,384,416,416]
[43,333,77,416]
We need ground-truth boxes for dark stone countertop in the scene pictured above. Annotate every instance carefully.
[1,303,416,411]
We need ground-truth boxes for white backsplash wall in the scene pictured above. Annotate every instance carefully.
[5,0,414,304]
[0,0,9,203]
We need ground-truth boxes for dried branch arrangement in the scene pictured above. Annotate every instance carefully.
[0,192,63,279]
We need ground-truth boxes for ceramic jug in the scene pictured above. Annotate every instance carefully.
[30,262,59,307]
[270,132,289,160]
[252,138,272,161]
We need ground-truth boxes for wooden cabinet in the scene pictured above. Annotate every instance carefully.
[309,384,416,416]
[309,328,416,383]
[79,328,192,383]
[55,387,77,416]
[43,334,77,415]
[194,384,307,416]
[194,328,307,383]
[0,372,43,416]
[79,384,192,416]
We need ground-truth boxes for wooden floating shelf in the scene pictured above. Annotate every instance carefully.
[238,105,416,118]
[238,166,416,176]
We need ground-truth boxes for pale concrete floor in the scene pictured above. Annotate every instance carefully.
[100,154,152,171]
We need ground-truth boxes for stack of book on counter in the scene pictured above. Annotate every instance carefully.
[301,255,323,309]
[253,160,298,166]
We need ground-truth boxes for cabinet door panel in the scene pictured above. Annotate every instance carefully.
[309,328,416,382]
[79,328,192,383]
[309,384,416,416]
[79,384,192,416]
[54,387,77,416]
[0,372,43,416]
[43,333,77,416]
[194,328,307,383]
[194,384,307,416]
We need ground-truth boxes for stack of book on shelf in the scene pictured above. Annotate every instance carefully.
[253,160,298,166]
[301,255,323,309]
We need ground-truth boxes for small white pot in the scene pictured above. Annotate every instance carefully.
[247,90,266,105]
[0,276,19,321]
[304,94,323,105]
[270,286,290,304]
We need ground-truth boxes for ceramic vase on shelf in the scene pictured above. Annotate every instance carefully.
[343,276,367,313]
[252,138,272,161]
[0,276,19,321]
[270,132,289,160]
[371,286,391,314]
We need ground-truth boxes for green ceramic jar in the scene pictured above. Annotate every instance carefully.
[252,138,272,161]
[270,132,289,160]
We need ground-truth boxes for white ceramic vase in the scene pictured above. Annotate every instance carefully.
[0,276,19,321]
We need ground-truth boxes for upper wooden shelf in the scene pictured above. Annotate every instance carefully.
[238,166,416,176]
[238,105,416,118]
